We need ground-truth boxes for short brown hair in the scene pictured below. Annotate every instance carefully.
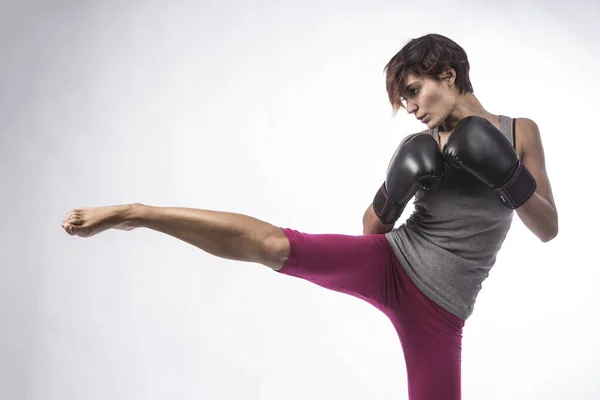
[384,34,474,114]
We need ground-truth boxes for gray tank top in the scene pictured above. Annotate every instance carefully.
[385,115,516,320]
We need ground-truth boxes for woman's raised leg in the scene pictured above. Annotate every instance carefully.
[62,203,399,309]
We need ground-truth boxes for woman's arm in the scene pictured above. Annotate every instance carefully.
[515,118,559,242]
[362,203,395,235]
[362,132,430,235]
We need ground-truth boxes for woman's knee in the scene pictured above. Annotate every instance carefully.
[260,227,290,271]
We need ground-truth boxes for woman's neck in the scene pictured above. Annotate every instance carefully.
[443,92,495,131]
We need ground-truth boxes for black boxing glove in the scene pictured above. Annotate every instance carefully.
[442,116,536,209]
[373,133,445,224]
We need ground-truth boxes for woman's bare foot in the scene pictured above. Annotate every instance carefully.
[61,204,140,238]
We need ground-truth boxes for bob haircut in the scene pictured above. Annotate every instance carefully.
[385,34,474,115]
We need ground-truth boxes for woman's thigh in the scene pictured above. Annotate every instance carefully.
[275,228,399,310]
[389,263,466,400]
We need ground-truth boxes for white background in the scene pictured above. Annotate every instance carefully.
[1,0,598,399]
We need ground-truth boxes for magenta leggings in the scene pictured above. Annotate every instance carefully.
[276,228,465,400]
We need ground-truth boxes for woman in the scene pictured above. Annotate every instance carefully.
[61,34,558,400]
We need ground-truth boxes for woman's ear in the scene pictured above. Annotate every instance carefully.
[440,67,456,86]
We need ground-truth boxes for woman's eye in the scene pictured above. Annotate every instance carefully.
[411,88,419,95]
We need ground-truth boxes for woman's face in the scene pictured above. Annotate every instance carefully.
[401,73,456,129]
